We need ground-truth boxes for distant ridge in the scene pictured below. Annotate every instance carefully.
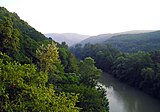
[79,30,154,45]
[45,33,89,46]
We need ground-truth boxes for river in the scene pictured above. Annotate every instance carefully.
[99,73,160,112]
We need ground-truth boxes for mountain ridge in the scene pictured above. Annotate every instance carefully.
[45,33,89,46]
[78,30,154,45]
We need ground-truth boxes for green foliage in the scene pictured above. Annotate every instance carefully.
[139,67,154,89]
[0,51,11,62]
[0,18,20,58]
[112,51,153,85]
[0,7,52,64]
[59,57,109,112]
[0,53,80,112]
[36,42,66,85]
[59,73,80,85]
[36,42,60,72]
[70,43,121,72]
[59,47,68,69]
[79,57,102,86]
[66,52,79,73]
[61,84,109,112]
[59,47,79,73]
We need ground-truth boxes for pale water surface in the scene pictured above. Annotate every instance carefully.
[99,73,160,112]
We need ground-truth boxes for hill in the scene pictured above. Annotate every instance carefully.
[79,30,153,46]
[79,33,113,45]
[104,30,160,52]
[0,7,50,63]
[45,33,89,46]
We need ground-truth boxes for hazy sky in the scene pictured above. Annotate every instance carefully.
[1,0,160,35]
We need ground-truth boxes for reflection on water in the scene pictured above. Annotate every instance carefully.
[99,73,160,112]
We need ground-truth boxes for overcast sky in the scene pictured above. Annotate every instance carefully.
[1,0,160,35]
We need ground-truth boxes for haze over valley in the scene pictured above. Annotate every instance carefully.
[45,33,89,46]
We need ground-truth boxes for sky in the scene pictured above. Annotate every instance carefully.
[1,0,160,36]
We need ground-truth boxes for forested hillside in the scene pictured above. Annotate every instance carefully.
[0,7,109,112]
[104,31,160,52]
[79,33,113,45]
[78,30,154,51]
[0,7,48,64]
[77,30,160,53]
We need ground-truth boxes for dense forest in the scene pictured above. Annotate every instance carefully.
[0,7,109,112]
[71,43,160,99]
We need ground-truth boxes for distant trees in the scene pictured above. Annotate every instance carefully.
[70,43,121,72]
[112,51,153,86]
[71,43,160,99]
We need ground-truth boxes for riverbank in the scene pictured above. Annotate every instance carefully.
[99,73,160,112]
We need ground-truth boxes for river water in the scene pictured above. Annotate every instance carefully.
[99,73,160,112]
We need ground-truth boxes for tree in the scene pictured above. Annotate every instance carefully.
[66,52,79,73]
[59,47,68,70]
[0,52,80,112]
[36,42,65,84]
[61,41,68,49]
[61,84,109,112]
[79,57,102,86]
[112,56,128,80]
[140,67,154,90]
[36,42,60,73]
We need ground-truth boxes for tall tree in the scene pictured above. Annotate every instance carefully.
[36,42,60,73]
[79,57,102,86]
